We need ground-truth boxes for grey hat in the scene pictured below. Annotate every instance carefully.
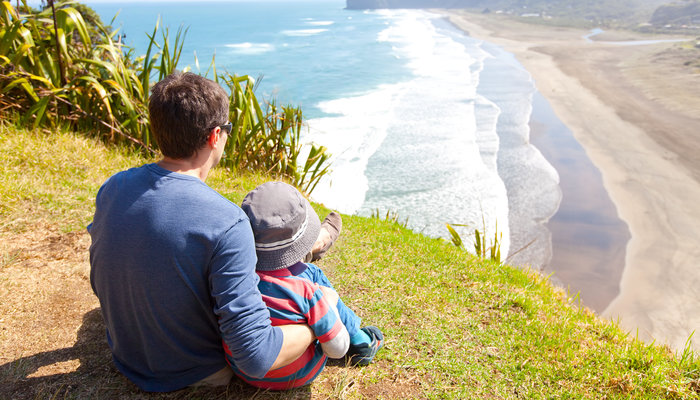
[241,182,321,271]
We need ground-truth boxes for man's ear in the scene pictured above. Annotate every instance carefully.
[207,128,220,148]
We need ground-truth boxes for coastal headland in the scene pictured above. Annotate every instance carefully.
[443,11,700,353]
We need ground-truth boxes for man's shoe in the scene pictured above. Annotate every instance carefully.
[346,326,384,366]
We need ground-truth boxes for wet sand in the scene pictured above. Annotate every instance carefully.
[443,11,700,352]
[529,93,630,313]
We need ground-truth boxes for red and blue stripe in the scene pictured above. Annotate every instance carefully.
[225,266,344,389]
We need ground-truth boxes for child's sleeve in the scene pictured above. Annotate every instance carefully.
[306,285,350,358]
[320,302,350,358]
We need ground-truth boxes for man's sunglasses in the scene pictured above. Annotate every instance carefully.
[211,122,233,135]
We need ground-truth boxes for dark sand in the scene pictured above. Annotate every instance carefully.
[530,93,630,313]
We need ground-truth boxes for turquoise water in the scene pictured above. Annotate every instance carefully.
[91,1,410,116]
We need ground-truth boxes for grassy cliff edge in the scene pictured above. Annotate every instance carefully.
[1,125,698,399]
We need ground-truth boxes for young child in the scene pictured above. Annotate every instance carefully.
[224,181,384,390]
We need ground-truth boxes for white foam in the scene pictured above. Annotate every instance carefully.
[473,41,561,268]
[282,28,328,37]
[305,82,406,213]
[224,42,274,54]
[303,10,512,257]
[305,20,334,26]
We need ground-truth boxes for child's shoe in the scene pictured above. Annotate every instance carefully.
[346,326,383,366]
[311,212,342,261]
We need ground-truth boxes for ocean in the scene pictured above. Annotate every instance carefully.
[89,1,572,272]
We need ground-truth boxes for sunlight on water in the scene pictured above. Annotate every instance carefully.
[224,42,275,54]
[307,10,524,259]
[305,20,335,26]
[281,28,328,36]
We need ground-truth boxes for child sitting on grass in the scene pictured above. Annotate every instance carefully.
[224,181,384,390]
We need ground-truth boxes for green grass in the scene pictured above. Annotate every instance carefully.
[1,124,699,399]
[333,217,699,398]
[0,122,152,233]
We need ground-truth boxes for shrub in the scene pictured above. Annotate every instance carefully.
[0,0,330,193]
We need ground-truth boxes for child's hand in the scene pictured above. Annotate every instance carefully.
[319,286,339,306]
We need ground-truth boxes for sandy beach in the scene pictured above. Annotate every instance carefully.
[443,11,700,353]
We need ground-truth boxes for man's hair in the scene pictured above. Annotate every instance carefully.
[149,72,229,159]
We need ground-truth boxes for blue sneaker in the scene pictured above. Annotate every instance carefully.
[346,326,384,366]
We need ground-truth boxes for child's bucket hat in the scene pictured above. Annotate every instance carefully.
[241,182,321,270]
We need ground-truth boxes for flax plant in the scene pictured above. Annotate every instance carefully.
[0,0,331,193]
[0,0,156,150]
[219,73,330,193]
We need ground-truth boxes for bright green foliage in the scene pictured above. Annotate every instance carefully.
[218,74,331,193]
[446,222,463,247]
[0,0,153,148]
[371,208,409,227]
[337,207,700,399]
[446,220,502,264]
[0,0,331,194]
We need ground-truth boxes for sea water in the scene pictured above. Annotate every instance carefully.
[90,1,562,267]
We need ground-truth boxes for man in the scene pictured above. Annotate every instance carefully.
[88,72,315,392]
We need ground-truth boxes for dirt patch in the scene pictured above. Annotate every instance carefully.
[0,222,102,398]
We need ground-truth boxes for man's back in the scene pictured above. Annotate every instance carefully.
[89,163,279,391]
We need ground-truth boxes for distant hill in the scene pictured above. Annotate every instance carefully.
[346,0,477,8]
[346,0,679,28]
[650,1,700,26]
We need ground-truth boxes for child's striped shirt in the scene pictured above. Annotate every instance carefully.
[224,262,346,389]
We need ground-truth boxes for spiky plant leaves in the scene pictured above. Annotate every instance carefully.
[299,144,331,194]
[1,1,331,194]
[474,228,482,257]
[446,223,463,248]
[55,6,92,53]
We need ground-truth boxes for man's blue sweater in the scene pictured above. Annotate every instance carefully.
[88,164,282,392]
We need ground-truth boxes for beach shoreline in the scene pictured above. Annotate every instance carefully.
[528,92,630,314]
[442,11,700,352]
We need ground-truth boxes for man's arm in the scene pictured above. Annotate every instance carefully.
[211,219,288,378]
